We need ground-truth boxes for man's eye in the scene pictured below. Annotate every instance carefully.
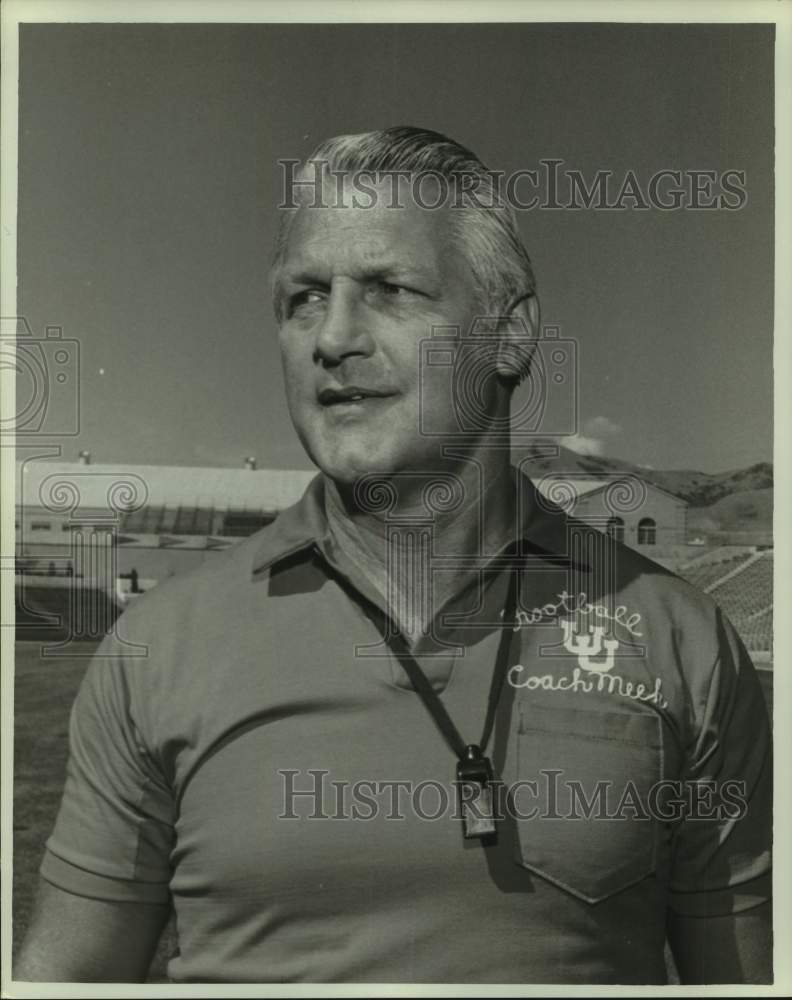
[373,281,419,298]
[288,290,325,315]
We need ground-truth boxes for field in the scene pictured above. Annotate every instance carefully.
[12,639,772,983]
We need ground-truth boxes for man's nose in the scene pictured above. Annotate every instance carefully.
[313,283,375,366]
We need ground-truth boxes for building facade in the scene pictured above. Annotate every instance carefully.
[531,475,688,550]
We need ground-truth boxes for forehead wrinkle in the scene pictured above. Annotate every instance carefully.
[282,236,445,286]
[280,198,465,292]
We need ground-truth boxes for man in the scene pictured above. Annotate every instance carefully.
[16,127,771,983]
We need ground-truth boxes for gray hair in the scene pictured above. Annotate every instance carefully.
[271,126,537,324]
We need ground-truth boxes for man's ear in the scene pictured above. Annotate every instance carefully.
[495,292,541,382]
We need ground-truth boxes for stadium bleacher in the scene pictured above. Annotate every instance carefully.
[680,553,751,594]
[708,552,773,615]
[735,607,774,654]
[679,550,773,655]
[120,504,276,538]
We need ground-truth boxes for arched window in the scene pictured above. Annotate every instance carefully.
[638,518,656,545]
[606,517,625,542]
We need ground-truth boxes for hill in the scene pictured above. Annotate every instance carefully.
[686,487,773,542]
[641,463,773,507]
[512,443,772,508]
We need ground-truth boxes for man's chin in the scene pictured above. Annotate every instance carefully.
[307,439,413,486]
[315,452,396,487]
[303,431,445,487]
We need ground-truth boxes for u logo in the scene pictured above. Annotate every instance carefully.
[560,620,619,674]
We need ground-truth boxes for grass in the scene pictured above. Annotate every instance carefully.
[12,640,176,982]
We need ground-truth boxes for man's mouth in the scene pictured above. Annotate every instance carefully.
[318,386,396,406]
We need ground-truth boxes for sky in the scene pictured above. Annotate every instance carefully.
[16,22,774,474]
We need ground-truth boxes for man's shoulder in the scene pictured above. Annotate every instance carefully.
[545,515,736,668]
[514,476,723,638]
[551,512,704,600]
[97,521,307,721]
[117,473,324,632]
[609,534,729,635]
[115,520,290,636]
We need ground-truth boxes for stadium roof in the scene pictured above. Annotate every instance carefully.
[16,461,317,514]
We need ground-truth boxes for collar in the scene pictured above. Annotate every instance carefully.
[250,468,588,579]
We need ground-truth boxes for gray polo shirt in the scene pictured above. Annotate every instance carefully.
[41,471,771,983]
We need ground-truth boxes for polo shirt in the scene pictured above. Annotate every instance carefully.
[40,470,772,984]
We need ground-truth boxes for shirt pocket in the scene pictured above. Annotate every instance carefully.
[513,701,663,904]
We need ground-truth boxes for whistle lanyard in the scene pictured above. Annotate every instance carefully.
[389,567,520,838]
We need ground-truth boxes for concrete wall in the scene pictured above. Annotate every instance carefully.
[573,486,687,548]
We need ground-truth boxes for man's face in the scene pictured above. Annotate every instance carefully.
[275,180,488,485]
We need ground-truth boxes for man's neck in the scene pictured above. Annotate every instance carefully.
[323,452,517,646]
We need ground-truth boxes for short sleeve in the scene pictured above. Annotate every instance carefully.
[668,609,772,917]
[40,630,175,903]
